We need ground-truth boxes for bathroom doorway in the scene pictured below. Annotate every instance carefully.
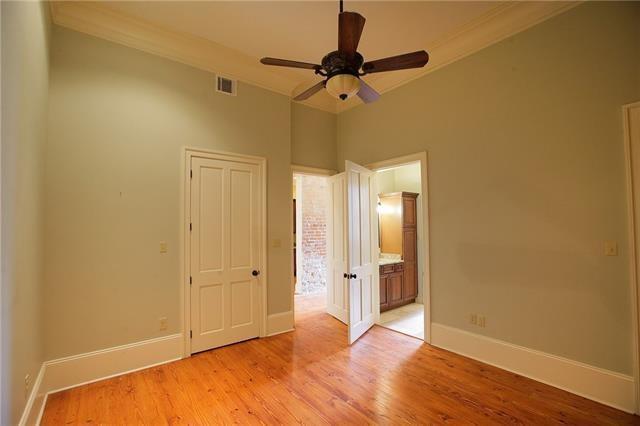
[374,162,425,340]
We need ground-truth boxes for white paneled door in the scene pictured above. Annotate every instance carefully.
[190,155,262,354]
[327,173,348,324]
[345,161,378,344]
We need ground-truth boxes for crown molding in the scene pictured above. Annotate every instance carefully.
[49,1,337,113]
[50,1,579,116]
[336,1,580,114]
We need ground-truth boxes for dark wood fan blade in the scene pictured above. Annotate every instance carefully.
[357,79,380,104]
[338,12,366,56]
[293,81,326,101]
[362,50,429,74]
[260,57,320,70]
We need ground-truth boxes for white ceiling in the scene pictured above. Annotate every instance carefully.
[104,1,502,81]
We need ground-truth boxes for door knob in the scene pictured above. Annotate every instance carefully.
[252,270,260,277]
[350,273,357,279]
[343,273,349,278]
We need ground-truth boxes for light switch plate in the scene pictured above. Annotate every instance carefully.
[160,241,168,253]
[604,241,618,256]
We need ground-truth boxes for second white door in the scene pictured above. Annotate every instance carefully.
[190,155,262,354]
[327,173,348,324]
[345,161,377,344]
[326,161,377,343]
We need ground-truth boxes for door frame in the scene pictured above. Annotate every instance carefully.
[290,164,335,321]
[182,147,268,357]
[366,152,432,343]
[623,101,640,413]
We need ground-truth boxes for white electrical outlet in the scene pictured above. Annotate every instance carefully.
[470,314,477,325]
[478,316,486,328]
[159,317,168,331]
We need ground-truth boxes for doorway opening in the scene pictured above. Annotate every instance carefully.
[374,162,424,340]
[293,172,330,318]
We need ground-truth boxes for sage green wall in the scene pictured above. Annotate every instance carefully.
[1,2,50,423]
[291,103,337,171]
[45,27,292,359]
[376,169,396,194]
[338,2,640,374]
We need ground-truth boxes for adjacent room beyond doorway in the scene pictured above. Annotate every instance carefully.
[293,173,330,315]
[375,163,424,339]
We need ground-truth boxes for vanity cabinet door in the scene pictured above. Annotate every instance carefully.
[379,273,389,312]
[388,272,403,307]
[402,228,418,301]
[402,262,417,301]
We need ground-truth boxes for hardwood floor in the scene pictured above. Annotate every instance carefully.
[42,293,639,425]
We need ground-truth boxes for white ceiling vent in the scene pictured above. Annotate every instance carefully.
[216,75,237,96]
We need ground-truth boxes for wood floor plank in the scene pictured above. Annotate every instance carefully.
[41,294,640,425]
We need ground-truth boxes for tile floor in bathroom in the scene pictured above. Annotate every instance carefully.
[379,303,424,339]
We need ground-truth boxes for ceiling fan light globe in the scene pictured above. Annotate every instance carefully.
[326,74,360,101]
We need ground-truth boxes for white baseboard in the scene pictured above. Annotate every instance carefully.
[431,323,636,413]
[267,310,294,336]
[43,333,184,394]
[34,394,47,426]
[19,324,635,422]
[18,364,46,426]
[18,333,184,425]
[20,319,292,424]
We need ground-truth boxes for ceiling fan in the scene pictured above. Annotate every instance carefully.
[260,0,429,104]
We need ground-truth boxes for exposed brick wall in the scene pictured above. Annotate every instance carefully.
[299,175,328,295]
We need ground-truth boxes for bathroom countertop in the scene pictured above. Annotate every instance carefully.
[379,258,403,266]
[379,253,403,266]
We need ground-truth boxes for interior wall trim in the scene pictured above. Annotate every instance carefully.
[21,311,291,423]
[42,333,184,395]
[622,100,640,414]
[22,324,634,421]
[337,1,580,113]
[431,323,636,413]
[18,364,46,426]
[291,164,336,177]
[18,333,184,425]
[49,1,579,115]
[48,1,337,114]
[267,310,294,337]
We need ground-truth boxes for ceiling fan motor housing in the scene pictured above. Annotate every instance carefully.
[321,51,364,101]
[321,50,364,77]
